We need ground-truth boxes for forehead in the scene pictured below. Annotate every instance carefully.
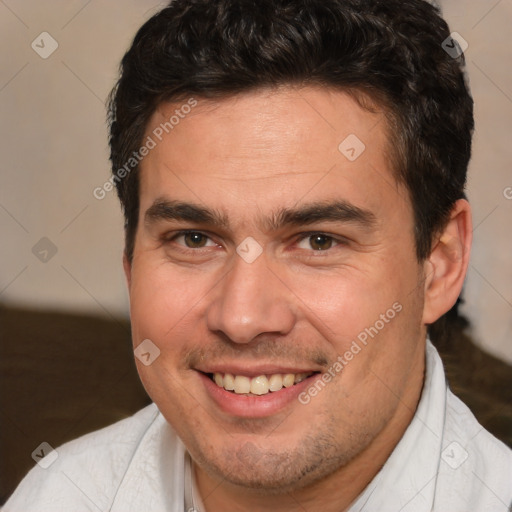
[139,86,408,227]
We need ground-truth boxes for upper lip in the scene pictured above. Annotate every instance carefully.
[195,364,320,378]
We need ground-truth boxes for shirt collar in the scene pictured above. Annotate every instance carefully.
[185,450,206,512]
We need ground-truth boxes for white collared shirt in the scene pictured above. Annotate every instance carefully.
[4,341,512,511]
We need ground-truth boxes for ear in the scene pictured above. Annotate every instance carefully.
[123,251,132,290]
[422,199,472,325]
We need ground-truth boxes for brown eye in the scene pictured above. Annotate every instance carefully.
[183,232,209,248]
[296,233,342,252]
[309,234,334,251]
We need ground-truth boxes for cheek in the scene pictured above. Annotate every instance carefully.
[333,288,424,404]
[128,259,210,346]
[286,258,422,384]
[128,261,211,411]
[281,263,403,342]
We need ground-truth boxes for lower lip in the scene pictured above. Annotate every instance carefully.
[198,372,319,418]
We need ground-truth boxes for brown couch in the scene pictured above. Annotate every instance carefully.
[0,305,151,505]
[1,302,511,505]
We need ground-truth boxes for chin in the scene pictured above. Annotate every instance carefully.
[192,432,360,495]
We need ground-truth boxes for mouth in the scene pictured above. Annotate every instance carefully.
[207,371,318,396]
[197,368,323,418]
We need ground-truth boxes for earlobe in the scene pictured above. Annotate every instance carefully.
[123,252,132,290]
[422,199,472,325]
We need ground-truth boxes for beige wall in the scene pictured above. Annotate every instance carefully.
[1,1,511,362]
[440,0,512,363]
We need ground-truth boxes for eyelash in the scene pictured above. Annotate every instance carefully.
[164,230,347,253]
[295,232,346,250]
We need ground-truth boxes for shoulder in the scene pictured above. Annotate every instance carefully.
[3,404,164,512]
[436,389,512,510]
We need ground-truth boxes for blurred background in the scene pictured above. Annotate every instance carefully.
[0,0,511,503]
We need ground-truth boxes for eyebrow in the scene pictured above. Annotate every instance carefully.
[145,199,230,230]
[144,198,377,232]
[266,201,377,231]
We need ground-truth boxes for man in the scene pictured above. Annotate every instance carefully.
[5,0,512,510]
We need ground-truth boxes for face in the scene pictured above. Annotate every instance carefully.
[126,86,428,492]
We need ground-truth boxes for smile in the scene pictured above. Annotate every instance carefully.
[209,372,315,396]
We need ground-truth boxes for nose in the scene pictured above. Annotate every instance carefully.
[206,251,296,344]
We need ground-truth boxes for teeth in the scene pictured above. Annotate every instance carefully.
[233,375,251,394]
[268,374,283,392]
[250,375,269,395]
[212,371,313,395]
[223,373,235,391]
[294,373,309,384]
[283,374,295,388]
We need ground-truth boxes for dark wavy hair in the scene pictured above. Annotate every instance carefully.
[108,0,474,264]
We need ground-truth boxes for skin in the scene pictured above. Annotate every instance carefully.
[124,86,472,511]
